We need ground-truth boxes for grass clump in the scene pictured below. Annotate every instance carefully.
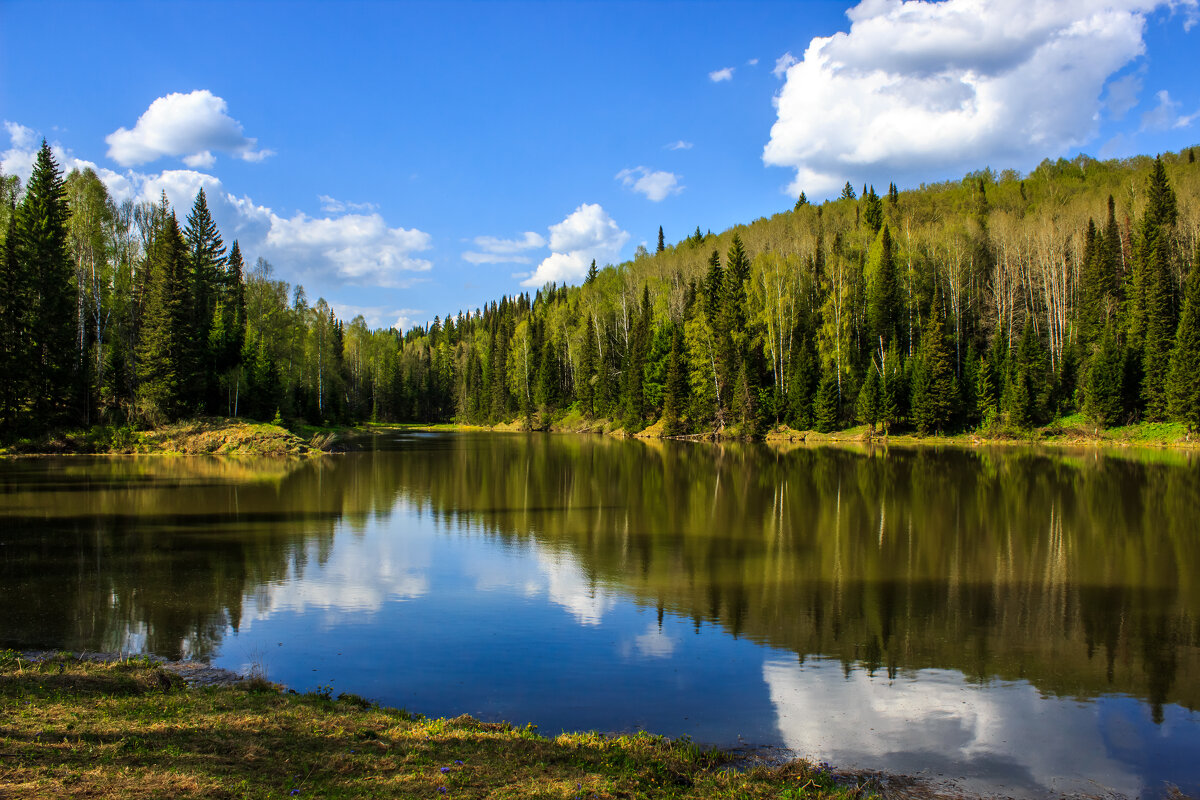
[0,651,874,800]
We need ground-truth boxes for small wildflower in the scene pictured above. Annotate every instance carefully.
[440,767,451,774]
[453,760,463,766]
[438,787,448,794]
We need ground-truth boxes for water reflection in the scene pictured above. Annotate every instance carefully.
[1,436,1198,795]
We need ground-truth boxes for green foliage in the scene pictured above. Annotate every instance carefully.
[911,292,955,434]
[1167,247,1200,431]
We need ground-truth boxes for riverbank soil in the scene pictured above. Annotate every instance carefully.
[0,418,323,456]
[0,652,875,800]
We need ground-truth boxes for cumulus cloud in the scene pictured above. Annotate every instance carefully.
[747,58,760,66]
[666,140,694,151]
[4,121,430,302]
[709,67,734,82]
[462,231,547,264]
[106,90,272,167]
[521,204,629,288]
[615,166,683,201]
[2,121,133,199]
[764,0,1189,197]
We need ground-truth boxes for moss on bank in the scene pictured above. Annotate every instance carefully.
[0,651,871,800]
[0,418,330,457]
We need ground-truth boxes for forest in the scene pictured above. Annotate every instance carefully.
[2,141,1199,439]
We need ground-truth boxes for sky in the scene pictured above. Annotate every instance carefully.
[3,0,1199,331]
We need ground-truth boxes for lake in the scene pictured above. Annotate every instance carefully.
[1,432,1198,797]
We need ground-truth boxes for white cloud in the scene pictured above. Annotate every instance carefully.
[463,231,547,264]
[3,121,430,299]
[1140,88,1200,130]
[521,203,629,287]
[330,303,423,331]
[1104,71,1143,120]
[773,52,799,78]
[709,67,734,82]
[615,166,683,202]
[747,58,760,66]
[264,211,432,288]
[105,90,272,167]
[319,195,379,214]
[764,0,1188,197]
[763,658,1143,797]
[666,140,694,150]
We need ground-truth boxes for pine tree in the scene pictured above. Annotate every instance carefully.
[856,366,881,431]
[911,291,955,434]
[862,185,883,233]
[1084,326,1125,428]
[866,225,898,346]
[656,226,665,254]
[1167,246,1200,433]
[18,141,78,428]
[794,192,808,211]
[1139,157,1178,420]
[975,355,997,428]
[814,362,840,433]
[662,324,686,434]
[585,259,598,285]
[137,211,189,420]
[0,205,30,430]
[183,189,227,412]
[840,182,856,201]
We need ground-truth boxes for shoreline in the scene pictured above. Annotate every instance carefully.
[4,415,1196,457]
[4,649,922,800]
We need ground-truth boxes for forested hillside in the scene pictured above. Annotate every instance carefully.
[2,141,1199,438]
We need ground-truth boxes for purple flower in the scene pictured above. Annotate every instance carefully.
[453,760,463,766]
[438,787,448,794]
[440,767,451,773]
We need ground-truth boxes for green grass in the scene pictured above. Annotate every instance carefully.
[0,651,873,800]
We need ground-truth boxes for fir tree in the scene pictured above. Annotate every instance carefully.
[840,181,856,201]
[866,225,898,347]
[0,205,29,430]
[137,211,189,420]
[794,192,808,211]
[1138,158,1178,420]
[911,291,955,434]
[1167,246,1200,433]
[975,355,997,428]
[18,141,78,428]
[862,185,883,233]
[1084,327,1126,428]
[662,324,686,434]
[183,189,227,412]
[585,259,598,285]
[656,226,665,254]
[814,363,840,433]
[856,366,881,431]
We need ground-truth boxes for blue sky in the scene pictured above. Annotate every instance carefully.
[3,0,1199,330]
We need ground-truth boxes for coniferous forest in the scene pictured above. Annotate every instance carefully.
[3,140,1200,439]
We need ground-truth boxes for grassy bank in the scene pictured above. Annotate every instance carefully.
[0,418,331,457]
[0,652,870,800]
[398,413,1198,450]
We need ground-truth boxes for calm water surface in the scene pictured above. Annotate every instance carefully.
[2,433,1198,797]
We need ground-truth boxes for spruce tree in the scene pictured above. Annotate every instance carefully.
[662,324,686,434]
[975,355,997,428]
[862,185,883,233]
[866,225,898,347]
[814,363,840,433]
[183,189,227,412]
[0,205,30,431]
[856,366,881,431]
[1084,326,1126,428]
[18,141,78,428]
[1135,159,1178,420]
[911,290,955,434]
[656,226,665,254]
[1167,247,1200,433]
[585,259,598,285]
[840,182,856,201]
[137,211,189,420]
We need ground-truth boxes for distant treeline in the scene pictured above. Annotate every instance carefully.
[2,142,1199,437]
